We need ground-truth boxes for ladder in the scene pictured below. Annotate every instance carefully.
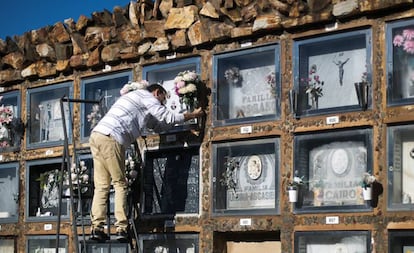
[56,96,140,253]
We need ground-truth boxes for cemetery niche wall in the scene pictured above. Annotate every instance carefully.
[0,0,413,252]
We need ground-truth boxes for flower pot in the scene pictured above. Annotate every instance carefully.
[362,186,372,201]
[288,186,298,203]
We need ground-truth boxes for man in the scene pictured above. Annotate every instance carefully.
[89,83,203,242]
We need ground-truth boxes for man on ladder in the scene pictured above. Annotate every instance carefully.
[88,82,204,243]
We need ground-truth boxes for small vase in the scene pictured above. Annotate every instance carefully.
[288,186,298,203]
[311,96,318,110]
[362,186,372,201]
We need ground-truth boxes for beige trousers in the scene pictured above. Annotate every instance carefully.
[89,131,128,232]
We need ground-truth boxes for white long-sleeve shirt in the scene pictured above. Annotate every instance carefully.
[92,89,184,147]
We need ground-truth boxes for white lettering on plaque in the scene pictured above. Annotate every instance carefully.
[309,141,367,206]
[228,65,276,119]
[226,154,275,210]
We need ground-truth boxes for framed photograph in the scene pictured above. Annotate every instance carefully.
[293,128,372,212]
[0,163,19,223]
[27,82,72,149]
[142,146,200,216]
[0,90,21,152]
[387,19,414,105]
[26,235,67,253]
[387,124,414,210]
[0,238,15,252]
[212,138,279,215]
[142,57,201,133]
[138,233,199,253]
[293,29,372,117]
[389,230,414,253]
[213,44,280,126]
[80,71,132,142]
[25,158,70,221]
[294,231,370,253]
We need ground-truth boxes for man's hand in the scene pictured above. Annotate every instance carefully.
[184,107,205,121]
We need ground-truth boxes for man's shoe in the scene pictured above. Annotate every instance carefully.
[89,229,110,242]
[116,230,129,243]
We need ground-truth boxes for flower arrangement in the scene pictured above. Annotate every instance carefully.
[301,64,324,100]
[224,67,242,87]
[86,104,102,130]
[265,71,277,97]
[288,173,304,189]
[219,157,240,197]
[361,172,376,189]
[70,160,90,194]
[393,28,414,54]
[174,70,201,109]
[120,80,149,95]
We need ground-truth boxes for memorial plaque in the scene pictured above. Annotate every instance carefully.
[226,154,275,210]
[213,44,280,126]
[296,231,369,253]
[294,128,372,211]
[37,98,70,142]
[213,138,279,214]
[308,141,367,206]
[0,164,19,222]
[26,159,69,219]
[27,83,71,147]
[294,28,371,116]
[143,147,199,215]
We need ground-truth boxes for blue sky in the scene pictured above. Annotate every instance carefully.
[0,0,130,40]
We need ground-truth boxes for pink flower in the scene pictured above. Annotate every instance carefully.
[403,29,414,40]
[404,40,414,54]
[394,34,405,47]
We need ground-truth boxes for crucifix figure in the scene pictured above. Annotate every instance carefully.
[333,57,350,86]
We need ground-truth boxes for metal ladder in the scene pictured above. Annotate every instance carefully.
[55,96,140,253]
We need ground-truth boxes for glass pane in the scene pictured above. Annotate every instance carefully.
[27,83,71,148]
[27,236,67,253]
[0,164,19,222]
[81,71,131,141]
[387,19,414,105]
[0,238,14,252]
[143,57,201,133]
[142,147,199,215]
[387,124,414,210]
[139,234,198,253]
[26,159,69,219]
[213,44,280,126]
[0,91,21,151]
[294,29,371,116]
[295,231,369,253]
[213,138,279,215]
[389,230,414,252]
[294,128,372,212]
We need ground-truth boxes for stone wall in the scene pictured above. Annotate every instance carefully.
[0,0,412,85]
